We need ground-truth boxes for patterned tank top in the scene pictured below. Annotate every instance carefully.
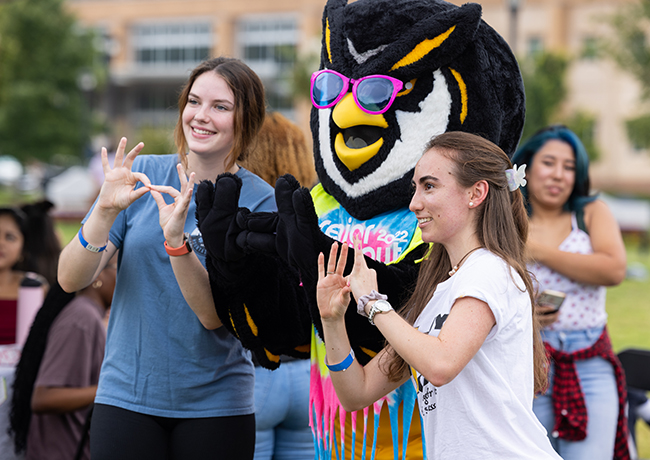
[528,212,607,331]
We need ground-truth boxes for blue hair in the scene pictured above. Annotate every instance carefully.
[511,125,596,215]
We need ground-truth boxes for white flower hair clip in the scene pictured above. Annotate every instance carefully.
[505,164,527,191]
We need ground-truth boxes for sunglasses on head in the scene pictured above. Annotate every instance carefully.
[310,69,404,115]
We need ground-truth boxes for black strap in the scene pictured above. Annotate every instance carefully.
[73,404,93,460]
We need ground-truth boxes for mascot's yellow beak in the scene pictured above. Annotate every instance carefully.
[332,93,388,171]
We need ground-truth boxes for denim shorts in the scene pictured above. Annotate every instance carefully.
[254,359,315,460]
[533,326,618,460]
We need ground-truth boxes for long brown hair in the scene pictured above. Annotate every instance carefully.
[383,131,548,393]
[173,57,266,172]
[240,112,317,188]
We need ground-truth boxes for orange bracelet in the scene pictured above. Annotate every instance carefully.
[164,235,192,256]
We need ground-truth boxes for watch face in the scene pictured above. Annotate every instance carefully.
[375,300,393,312]
[368,300,393,325]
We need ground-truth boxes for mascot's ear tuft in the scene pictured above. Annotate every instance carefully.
[373,3,482,79]
[321,0,348,67]
[388,4,482,74]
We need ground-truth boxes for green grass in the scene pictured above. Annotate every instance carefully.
[56,221,82,246]
[608,236,650,458]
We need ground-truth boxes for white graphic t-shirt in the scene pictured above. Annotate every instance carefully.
[411,249,561,460]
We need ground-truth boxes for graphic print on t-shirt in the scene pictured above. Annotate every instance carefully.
[411,365,438,415]
[411,312,448,417]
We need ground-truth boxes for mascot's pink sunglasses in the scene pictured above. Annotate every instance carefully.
[310,69,404,115]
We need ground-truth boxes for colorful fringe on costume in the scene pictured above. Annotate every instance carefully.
[309,329,426,460]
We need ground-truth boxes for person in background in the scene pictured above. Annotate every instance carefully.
[242,111,316,460]
[316,132,561,459]
[240,111,317,190]
[0,207,47,345]
[512,125,629,460]
[17,200,61,287]
[58,56,273,460]
[9,263,116,460]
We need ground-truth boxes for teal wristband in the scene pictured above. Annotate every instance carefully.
[326,348,355,372]
[78,226,107,253]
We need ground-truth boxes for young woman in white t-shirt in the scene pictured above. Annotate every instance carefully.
[315,131,562,460]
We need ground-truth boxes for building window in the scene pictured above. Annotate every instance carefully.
[581,36,599,60]
[527,37,544,57]
[131,85,180,128]
[237,17,297,114]
[132,22,212,67]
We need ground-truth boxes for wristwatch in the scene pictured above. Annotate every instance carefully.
[164,234,192,256]
[367,299,394,325]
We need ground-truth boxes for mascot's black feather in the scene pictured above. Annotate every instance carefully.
[195,174,311,369]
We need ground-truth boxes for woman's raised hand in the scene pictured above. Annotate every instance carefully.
[347,238,379,304]
[97,137,151,213]
[317,242,351,323]
[149,163,196,246]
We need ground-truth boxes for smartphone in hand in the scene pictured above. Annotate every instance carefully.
[537,289,566,315]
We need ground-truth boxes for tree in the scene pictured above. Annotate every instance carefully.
[606,0,650,149]
[0,0,101,164]
[518,51,599,160]
[519,51,569,142]
[564,110,599,162]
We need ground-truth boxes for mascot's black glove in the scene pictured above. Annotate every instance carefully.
[274,174,335,278]
[235,174,333,279]
[195,173,248,272]
[195,173,312,369]
[235,210,278,255]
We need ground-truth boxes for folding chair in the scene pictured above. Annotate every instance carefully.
[618,348,650,460]
[619,349,650,391]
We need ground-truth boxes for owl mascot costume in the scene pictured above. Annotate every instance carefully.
[194,0,526,458]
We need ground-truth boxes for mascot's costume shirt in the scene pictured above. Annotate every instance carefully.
[310,184,423,459]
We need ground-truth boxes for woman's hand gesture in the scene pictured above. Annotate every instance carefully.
[347,238,379,310]
[317,242,351,323]
[149,163,196,246]
[96,137,151,213]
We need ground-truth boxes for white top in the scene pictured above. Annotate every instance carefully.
[529,212,607,331]
[412,249,561,460]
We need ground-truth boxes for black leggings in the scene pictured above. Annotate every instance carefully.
[89,403,255,460]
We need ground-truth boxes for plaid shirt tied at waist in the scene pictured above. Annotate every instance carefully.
[545,327,630,460]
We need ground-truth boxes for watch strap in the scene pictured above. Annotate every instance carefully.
[357,290,388,317]
[368,299,394,325]
[164,235,192,256]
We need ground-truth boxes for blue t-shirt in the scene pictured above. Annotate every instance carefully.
[86,154,276,418]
